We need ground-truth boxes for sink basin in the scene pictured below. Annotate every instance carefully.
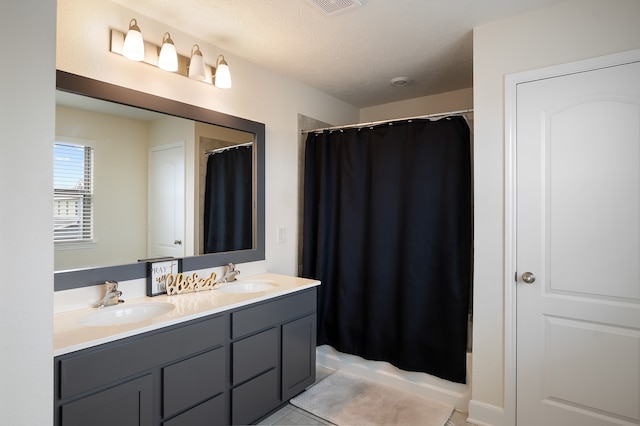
[77,302,174,327]
[215,281,278,294]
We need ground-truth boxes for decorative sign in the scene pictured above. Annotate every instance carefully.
[165,271,218,295]
[147,259,181,296]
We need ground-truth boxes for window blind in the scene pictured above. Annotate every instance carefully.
[54,142,94,243]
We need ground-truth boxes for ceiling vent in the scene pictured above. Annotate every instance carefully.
[307,0,363,15]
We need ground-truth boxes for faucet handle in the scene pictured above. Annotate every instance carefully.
[105,280,119,292]
[92,281,123,308]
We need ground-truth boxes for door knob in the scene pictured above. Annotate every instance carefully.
[522,272,536,284]
[174,239,182,245]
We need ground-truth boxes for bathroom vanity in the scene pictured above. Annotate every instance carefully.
[52,71,307,425]
[53,274,319,426]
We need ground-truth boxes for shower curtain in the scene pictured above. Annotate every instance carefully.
[203,146,253,253]
[301,117,472,383]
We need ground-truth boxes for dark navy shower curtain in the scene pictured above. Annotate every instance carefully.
[203,146,253,253]
[301,117,472,383]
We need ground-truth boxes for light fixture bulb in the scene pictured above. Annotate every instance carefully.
[214,55,232,89]
[122,18,144,61]
[158,33,178,72]
[188,44,206,81]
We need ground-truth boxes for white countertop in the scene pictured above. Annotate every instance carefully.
[54,273,320,357]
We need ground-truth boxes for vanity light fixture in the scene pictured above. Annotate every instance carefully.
[214,55,232,89]
[188,44,206,81]
[158,33,178,72]
[122,19,144,61]
[110,19,233,88]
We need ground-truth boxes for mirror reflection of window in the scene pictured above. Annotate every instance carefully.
[53,140,94,244]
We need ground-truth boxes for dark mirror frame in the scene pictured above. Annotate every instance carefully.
[54,70,265,291]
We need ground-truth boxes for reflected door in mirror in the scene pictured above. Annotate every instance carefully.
[148,143,185,259]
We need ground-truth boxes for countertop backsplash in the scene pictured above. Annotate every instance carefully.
[53,260,268,313]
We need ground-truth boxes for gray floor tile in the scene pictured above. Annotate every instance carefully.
[256,405,293,425]
[273,407,333,425]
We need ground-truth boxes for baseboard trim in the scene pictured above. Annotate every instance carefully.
[467,400,506,426]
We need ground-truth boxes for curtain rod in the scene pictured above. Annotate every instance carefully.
[301,108,474,134]
[205,141,253,155]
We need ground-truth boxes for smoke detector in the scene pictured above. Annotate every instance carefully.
[307,0,363,15]
[391,77,411,87]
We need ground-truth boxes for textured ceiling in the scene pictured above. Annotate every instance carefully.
[112,0,562,108]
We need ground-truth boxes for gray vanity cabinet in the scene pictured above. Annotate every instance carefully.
[55,315,227,426]
[54,287,317,426]
[230,289,317,425]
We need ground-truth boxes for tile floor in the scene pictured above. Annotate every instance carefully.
[258,405,473,426]
[257,366,475,426]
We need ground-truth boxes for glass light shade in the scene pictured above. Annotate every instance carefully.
[122,19,144,61]
[158,33,178,72]
[188,45,206,81]
[214,56,232,89]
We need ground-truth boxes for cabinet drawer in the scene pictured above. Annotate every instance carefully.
[231,289,316,338]
[232,327,278,385]
[59,315,225,399]
[232,369,280,425]
[163,347,226,418]
[163,394,226,426]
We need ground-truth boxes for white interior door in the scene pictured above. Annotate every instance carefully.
[148,143,185,259]
[516,56,640,425]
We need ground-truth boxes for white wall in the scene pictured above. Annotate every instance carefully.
[0,1,56,424]
[471,1,640,424]
[360,87,473,122]
[56,0,360,277]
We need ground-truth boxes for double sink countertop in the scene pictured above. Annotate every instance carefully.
[54,273,320,357]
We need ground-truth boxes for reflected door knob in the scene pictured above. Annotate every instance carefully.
[174,239,182,245]
[522,272,536,284]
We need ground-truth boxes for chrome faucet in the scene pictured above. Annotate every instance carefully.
[92,281,124,308]
[219,263,240,283]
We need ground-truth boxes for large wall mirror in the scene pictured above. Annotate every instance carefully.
[54,70,265,291]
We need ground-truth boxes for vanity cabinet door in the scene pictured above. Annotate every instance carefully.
[282,313,317,401]
[60,374,152,426]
